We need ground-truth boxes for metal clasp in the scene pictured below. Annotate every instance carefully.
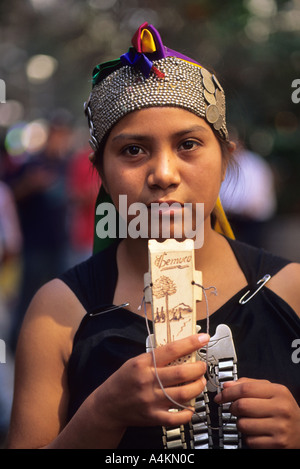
[239,274,271,305]
[197,324,237,392]
[196,324,236,365]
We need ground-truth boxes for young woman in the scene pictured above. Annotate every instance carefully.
[6,23,300,449]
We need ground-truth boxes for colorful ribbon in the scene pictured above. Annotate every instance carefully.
[92,22,202,86]
[120,22,166,78]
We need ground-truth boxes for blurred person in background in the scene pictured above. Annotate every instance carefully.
[0,179,22,326]
[67,146,100,266]
[0,165,22,445]
[5,110,73,351]
[220,141,277,248]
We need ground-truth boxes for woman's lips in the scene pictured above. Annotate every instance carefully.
[147,200,184,216]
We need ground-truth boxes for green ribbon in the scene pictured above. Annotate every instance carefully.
[92,59,122,87]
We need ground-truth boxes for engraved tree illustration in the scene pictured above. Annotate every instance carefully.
[152,275,177,343]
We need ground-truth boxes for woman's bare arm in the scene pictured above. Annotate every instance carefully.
[6,279,84,448]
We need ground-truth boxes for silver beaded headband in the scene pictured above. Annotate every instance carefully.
[84,56,228,154]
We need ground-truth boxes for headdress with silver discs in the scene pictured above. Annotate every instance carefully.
[84,21,228,154]
[84,22,234,253]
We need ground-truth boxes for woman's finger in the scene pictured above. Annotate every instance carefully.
[214,378,273,404]
[157,361,207,388]
[153,333,210,367]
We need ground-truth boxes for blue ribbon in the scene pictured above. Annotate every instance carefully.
[120,48,153,78]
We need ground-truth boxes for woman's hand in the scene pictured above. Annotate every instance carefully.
[214,377,300,449]
[49,333,209,449]
[95,333,209,433]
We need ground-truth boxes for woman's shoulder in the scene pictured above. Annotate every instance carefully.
[20,242,119,350]
[229,236,300,274]
[267,262,300,318]
[227,237,300,318]
[59,243,119,312]
[18,278,87,361]
[227,237,292,276]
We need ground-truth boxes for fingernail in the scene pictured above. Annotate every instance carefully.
[214,392,222,403]
[198,333,210,345]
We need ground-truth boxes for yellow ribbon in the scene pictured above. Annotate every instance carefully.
[140,29,156,53]
[213,196,235,239]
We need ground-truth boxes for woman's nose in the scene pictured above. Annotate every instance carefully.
[147,151,181,190]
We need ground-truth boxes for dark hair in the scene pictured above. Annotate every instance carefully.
[90,132,109,177]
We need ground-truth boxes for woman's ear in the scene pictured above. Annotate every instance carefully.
[228,140,236,153]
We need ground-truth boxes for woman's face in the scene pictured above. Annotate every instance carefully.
[101,107,227,241]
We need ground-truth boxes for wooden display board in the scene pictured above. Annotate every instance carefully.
[144,239,202,364]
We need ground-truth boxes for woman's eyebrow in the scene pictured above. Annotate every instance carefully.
[173,125,210,137]
[111,125,209,143]
[111,133,149,143]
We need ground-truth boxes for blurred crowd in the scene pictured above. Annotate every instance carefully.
[0,111,100,443]
[0,112,279,444]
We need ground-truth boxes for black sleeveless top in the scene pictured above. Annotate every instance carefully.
[60,238,300,449]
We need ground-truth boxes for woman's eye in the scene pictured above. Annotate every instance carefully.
[123,145,143,156]
[179,140,200,151]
